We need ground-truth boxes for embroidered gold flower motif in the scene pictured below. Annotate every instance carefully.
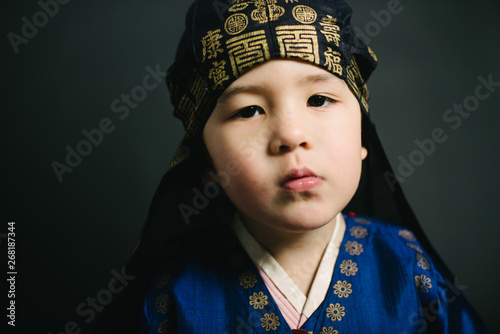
[320,326,339,334]
[415,274,432,293]
[399,229,416,241]
[260,312,280,331]
[326,303,345,322]
[239,271,257,289]
[333,280,353,298]
[249,291,269,309]
[406,242,423,253]
[339,259,358,276]
[155,273,171,289]
[155,293,171,314]
[353,217,371,224]
[345,241,363,255]
[349,226,368,239]
[158,319,170,333]
[417,253,430,270]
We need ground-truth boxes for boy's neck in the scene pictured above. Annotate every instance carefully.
[240,213,338,296]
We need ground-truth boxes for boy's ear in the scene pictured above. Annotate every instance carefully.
[361,146,368,160]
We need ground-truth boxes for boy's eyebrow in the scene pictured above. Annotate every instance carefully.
[217,72,341,105]
[299,73,340,85]
[217,84,264,105]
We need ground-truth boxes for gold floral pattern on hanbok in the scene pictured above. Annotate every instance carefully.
[158,319,170,333]
[249,291,269,309]
[339,259,358,276]
[261,312,280,331]
[353,217,371,224]
[398,229,416,241]
[415,274,432,293]
[154,273,171,289]
[333,280,353,298]
[239,271,257,289]
[320,326,339,334]
[349,226,368,239]
[406,242,423,253]
[155,293,171,314]
[345,241,363,256]
[417,253,430,270]
[326,303,345,322]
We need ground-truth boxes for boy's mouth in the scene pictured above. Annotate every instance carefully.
[280,168,322,192]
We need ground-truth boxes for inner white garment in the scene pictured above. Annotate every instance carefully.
[232,212,346,329]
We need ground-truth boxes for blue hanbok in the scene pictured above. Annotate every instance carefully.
[140,214,487,333]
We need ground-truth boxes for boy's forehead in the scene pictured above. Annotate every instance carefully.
[217,60,346,102]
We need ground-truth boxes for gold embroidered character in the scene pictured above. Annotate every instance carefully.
[324,47,342,76]
[225,13,249,35]
[228,0,286,24]
[208,60,230,89]
[201,29,224,62]
[276,25,320,64]
[292,5,317,24]
[227,30,270,77]
[319,15,341,46]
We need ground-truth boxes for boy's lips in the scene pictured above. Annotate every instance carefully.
[280,168,322,192]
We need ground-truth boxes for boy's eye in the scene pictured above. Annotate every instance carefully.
[233,106,264,119]
[307,95,334,107]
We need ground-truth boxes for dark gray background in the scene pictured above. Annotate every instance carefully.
[4,0,500,333]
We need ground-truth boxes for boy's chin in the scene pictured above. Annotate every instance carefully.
[267,211,340,233]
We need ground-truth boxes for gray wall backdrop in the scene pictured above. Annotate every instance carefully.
[5,0,500,333]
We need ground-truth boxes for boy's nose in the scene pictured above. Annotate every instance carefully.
[269,114,310,154]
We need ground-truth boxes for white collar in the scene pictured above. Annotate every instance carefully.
[232,212,346,317]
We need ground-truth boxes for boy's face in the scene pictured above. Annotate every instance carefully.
[203,59,367,233]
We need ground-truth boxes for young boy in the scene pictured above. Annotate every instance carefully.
[93,0,489,333]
